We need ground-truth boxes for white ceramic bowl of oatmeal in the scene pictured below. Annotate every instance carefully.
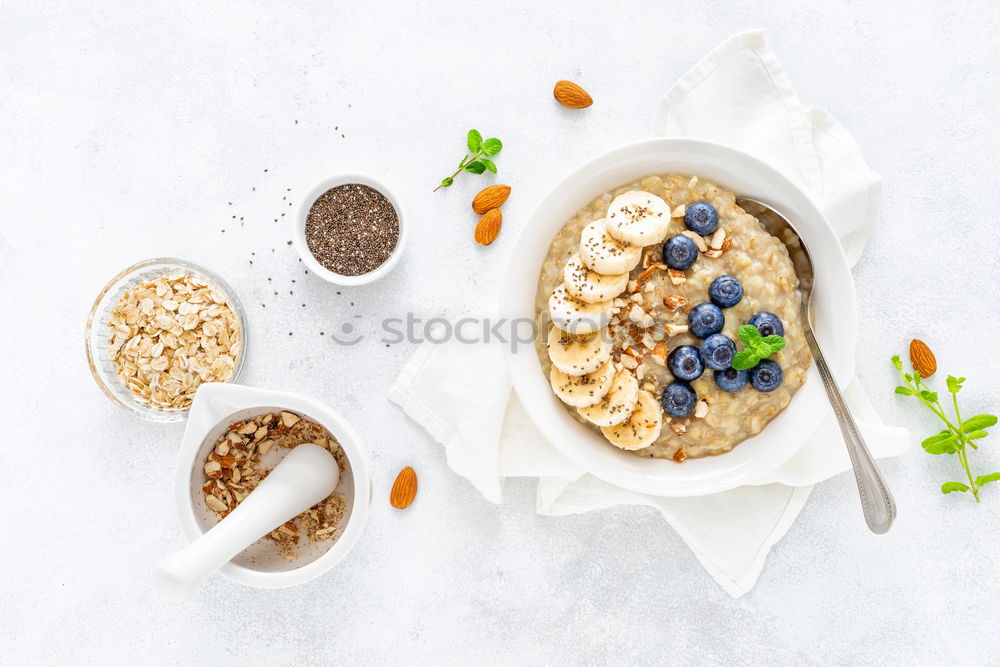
[169,383,371,589]
[500,138,857,496]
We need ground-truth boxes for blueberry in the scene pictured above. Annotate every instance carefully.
[688,302,725,339]
[663,235,699,270]
[661,382,698,418]
[667,345,704,381]
[714,367,748,393]
[699,334,736,371]
[684,201,719,235]
[749,359,784,392]
[748,312,784,337]
[709,275,743,308]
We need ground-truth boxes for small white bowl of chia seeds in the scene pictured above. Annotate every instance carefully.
[293,173,406,286]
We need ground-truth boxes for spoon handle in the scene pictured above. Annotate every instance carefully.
[803,327,897,533]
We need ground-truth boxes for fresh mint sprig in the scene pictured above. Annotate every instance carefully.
[434,129,503,191]
[892,355,998,502]
[731,324,786,370]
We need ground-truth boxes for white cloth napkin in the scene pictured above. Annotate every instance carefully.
[389,30,910,597]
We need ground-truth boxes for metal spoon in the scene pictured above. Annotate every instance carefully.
[736,197,896,534]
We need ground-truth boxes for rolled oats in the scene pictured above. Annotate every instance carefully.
[107,274,241,409]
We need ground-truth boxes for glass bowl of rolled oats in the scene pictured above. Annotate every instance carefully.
[85,258,248,422]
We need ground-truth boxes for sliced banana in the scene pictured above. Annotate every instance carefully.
[546,326,612,376]
[600,389,663,450]
[577,367,639,427]
[549,358,615,408]
[563,253,628,304]
[578,218,643,275]
[548,283,614,335]
[606,190,671,247]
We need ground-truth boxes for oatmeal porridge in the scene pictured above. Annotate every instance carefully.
[535,173,811,460]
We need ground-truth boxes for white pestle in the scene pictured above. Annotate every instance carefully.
[152,443,339,600]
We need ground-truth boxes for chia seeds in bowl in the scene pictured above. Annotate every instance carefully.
[295,176,406,285]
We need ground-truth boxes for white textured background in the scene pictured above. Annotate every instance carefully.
[2,1,999,664]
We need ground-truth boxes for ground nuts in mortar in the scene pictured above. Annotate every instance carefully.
[202,410,347,561]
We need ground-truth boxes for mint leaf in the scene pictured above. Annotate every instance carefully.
[738,325,761,346]
[892,346,994,503]
[922,432,958,455]
[732,349,759,371]
[942,481,970,494]
[467,129,482,153]
[962,415,997,432]
[751,339,771,357]
[435,129,506,191]
[481,138,502,156]
[975,472,1000,487]
[763,335,786,353]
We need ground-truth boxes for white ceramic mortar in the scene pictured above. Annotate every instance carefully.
[170,383,372,589]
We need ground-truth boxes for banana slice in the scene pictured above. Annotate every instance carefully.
[548,283,614,335]
[606,191,671,246]
[563,253,629,304]
[549,358,615,408]
[600,390,663,450]
[546,326,612,376]
[577,367,639,427]
[579,218,642,275]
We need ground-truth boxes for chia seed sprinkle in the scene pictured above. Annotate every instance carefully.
[304,183,399,276]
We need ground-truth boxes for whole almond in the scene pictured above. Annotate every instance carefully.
[474,208,503,245]
[472,184,511,214]
[910,339,937,378]
[553,80,593,109]
[390,466,418,509]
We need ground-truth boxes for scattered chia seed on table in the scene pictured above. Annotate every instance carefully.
[305,183,399,276]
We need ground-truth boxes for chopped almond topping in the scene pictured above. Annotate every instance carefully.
[664,323,689,337]
[636,265,656,283]
[663,294,689,311]
[681,230,708,252]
